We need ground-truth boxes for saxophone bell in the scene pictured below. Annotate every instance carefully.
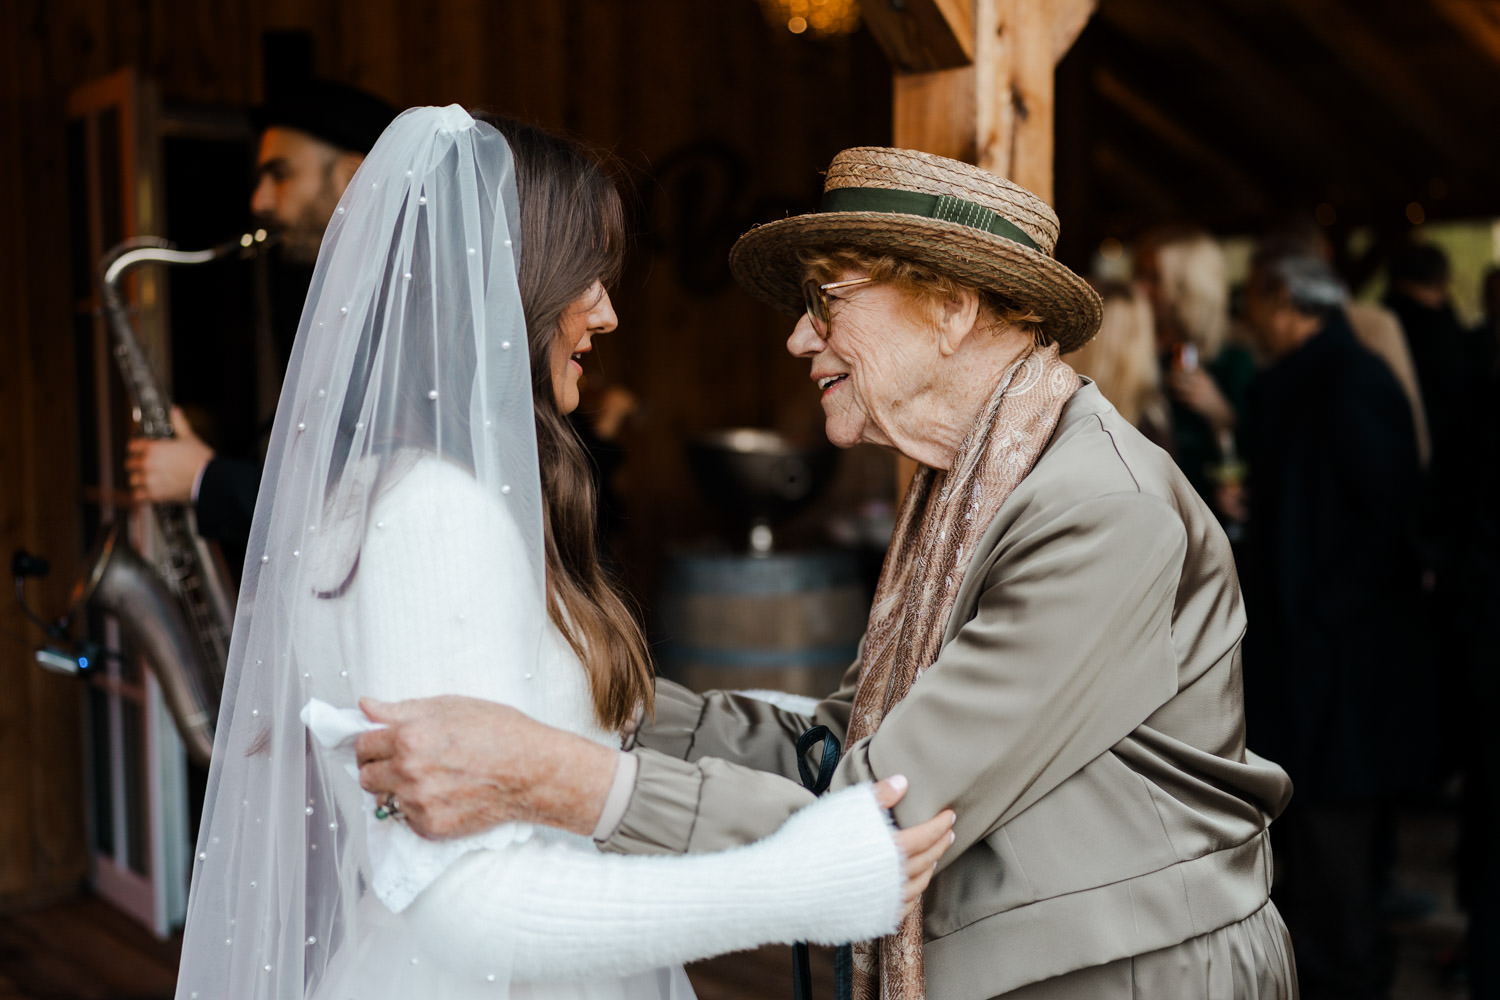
[72,522,217,766]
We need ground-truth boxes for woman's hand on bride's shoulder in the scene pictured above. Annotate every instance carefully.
[873,776,956,915]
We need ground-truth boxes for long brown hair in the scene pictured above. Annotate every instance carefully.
[475,112,652,730]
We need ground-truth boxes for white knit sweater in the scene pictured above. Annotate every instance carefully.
[301,456,903,984]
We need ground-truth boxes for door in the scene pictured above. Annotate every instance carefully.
[66,68,190,937]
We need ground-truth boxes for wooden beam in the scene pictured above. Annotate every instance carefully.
[1092,141,1181,220]
[978,0,1055,198]
[1099,0,1395,187]
[1093,67,1269,216]
[1052,0,1098,64]
[889,0,1072,496]
[1276,0,1480,169]
[893,65,980,163]
[1428,0,1500,70]
[862,0,974,72]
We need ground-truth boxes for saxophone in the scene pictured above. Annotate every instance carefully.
[74,231,273,766]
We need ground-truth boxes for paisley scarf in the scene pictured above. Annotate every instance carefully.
[848,342,1079,1000]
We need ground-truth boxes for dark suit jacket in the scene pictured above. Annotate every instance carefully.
[195,455,260,579]
[1243,311,1437,800]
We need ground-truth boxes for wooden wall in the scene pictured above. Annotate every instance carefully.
[0,0,892,905]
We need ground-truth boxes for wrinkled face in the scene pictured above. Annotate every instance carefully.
[785,272,941,452]
[551,281,618,414]
[249,127,350,265]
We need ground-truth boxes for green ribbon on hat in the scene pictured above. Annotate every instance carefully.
[820,187,1041,252]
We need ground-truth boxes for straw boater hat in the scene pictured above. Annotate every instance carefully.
[729,146,1103,353]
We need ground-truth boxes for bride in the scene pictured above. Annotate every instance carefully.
[172,105,953,1000]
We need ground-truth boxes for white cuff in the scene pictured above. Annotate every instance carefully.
[591,751,637,843]
[190,457,209,505]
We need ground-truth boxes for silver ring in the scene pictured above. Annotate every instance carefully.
[374,794,403,821]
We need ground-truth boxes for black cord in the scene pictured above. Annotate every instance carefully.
[9,558,119,672]
[13,576,67,637]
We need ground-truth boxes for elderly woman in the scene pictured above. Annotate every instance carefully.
[356,148,1296,998]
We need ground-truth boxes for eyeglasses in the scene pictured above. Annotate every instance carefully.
[802,276,874,339]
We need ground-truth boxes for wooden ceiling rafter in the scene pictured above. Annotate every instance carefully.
[1092,65,1269,217]
[861,0,974,73]
[1089,98,1273,230]
[1052,0,1100,62]
[1274,0,1482,171]
[1098,0,1382,185]
[1428,0,1500,69]
[1091,140,1181,220]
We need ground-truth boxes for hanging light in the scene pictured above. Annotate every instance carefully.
[757,0,862,38]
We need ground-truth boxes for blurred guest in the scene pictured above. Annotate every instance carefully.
[1240,244,1437,999]
[1385,244,1467,456]
[1344,298,1431,469]
[1067,281,1172,450]
[1258,218,1431,468]
[1384,244,1468,569]
[1454,263,1500,999]
[1472,265,1500,384]
[1456,382,1500,1000]
[1135,227,1253,514]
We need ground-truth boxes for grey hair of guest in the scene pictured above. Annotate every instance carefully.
[1254,244,1349,318]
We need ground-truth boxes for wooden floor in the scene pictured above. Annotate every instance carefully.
[0,896,178,999]
[0,804,1470,999]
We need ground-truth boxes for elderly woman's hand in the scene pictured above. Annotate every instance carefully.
[356,695,617,839]
[874,776,956,915]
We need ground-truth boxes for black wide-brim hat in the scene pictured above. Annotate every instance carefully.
[729,146,1103,353]
[251,79,397,156]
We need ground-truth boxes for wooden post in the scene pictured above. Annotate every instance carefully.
[874,0,1095,188]
[865,0,1096,492]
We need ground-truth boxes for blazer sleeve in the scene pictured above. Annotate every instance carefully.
[634,668,856,780]
[610,651,865,855]
[607,491,1186,865]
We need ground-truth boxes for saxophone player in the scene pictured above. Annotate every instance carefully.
[125,79,394,577]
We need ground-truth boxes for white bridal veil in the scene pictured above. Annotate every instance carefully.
[175,105,545,999]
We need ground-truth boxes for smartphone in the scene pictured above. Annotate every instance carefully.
[1172,343,1199,372]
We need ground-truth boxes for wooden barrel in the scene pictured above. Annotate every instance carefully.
[656,550,868,697]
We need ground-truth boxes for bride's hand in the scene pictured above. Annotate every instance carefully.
[873,775,956,915]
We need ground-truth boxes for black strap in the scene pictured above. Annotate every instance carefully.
[796,725,841,795]
[793,725,852,1000]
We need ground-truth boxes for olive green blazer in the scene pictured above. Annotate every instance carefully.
[604,383,1293,999]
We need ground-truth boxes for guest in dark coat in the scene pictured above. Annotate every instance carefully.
[1383,244,1469,628]
[1456,275,1500,996]
[1384,245,1468,484]
[1240,246,1438,1000]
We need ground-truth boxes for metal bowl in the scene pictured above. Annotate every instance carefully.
[685,429,837,547]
